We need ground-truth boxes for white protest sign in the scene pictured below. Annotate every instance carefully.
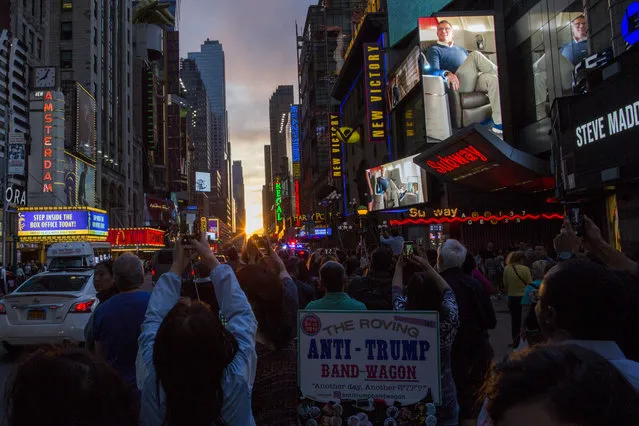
[298,311,441,406]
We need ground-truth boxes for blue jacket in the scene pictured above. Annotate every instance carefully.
[137,265,258,425]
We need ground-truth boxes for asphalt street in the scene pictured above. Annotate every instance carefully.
[0,275,513,422]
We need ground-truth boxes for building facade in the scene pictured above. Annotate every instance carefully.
[48,0,136,227]
[269,85,294,180]
[297,0,367,215]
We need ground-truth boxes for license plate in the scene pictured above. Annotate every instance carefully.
[27,310,46,320]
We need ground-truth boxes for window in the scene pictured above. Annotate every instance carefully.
[60,49,72,68]
[28,31,34,54]
[61,21,72,40]
[61,0,72,11]
[39,0,43,24]
[93,28,97,46]
[31,0,35,16]
[21,24,26,41]
[94,55,97,73]
[94,0,97,18]
[37,38,42,59]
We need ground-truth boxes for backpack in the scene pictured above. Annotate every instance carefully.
[349,275,392,310]
[524,281,541,331]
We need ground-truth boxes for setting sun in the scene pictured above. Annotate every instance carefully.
[244,203,263,236]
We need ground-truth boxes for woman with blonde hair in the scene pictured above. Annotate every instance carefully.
[503,251,532,347]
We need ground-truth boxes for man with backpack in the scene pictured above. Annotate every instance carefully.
[347,246,394,310]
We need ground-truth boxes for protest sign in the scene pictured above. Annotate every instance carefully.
[298,311,440,425]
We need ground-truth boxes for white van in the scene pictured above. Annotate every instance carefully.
[46,242,113,271]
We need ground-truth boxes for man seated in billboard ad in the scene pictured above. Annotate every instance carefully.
[366,155,428,212]
[533,10,589,119]
[420,16,503,141]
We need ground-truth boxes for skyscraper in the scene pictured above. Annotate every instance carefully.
[269,85,294,180]
[188,39,232,231]
[263,145,272,233]
[232,161,246,233]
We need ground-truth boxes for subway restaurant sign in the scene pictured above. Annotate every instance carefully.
[298,311,441,412]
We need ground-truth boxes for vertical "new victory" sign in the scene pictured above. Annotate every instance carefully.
[363,43,386,143]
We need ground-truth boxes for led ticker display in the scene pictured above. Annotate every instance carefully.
[42,91,55,193]
[107,228,164,247]
[275,179,283,222]
[18,209,108,237]
[330,113,342,178]
[363,43,386,143]
[295,180,301,217]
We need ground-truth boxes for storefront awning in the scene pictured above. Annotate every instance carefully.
[413,123,554,193]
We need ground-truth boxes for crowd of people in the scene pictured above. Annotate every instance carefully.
[2,215,639,426]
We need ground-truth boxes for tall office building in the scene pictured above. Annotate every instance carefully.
[232,161,246,233]
[269,85,294,180]
[48,0,136,227]
[187,39,232,230]
[182,58,212,217]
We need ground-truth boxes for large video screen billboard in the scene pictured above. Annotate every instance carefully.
[63,154,96,207]
[387,46,421,111]
[365,154,428,212]
[419,15,503,142]
[76,83,97,161]
[195,172,211,192]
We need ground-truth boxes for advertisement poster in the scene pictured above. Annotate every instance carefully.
[207,218,219,240]
[75,83,97,160]
[17,210,106,236]
[298,311,441,425]
[419,16,501,141]
[387,46,421,111]
[363,43,387,143]
[64,155,96,207]
[195,171,211,192]
[8,133,26,176]
[366,155,428,212]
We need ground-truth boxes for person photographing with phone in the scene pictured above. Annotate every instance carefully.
[137,236,258,426]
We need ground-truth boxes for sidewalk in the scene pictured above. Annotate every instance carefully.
[489,296,513,362]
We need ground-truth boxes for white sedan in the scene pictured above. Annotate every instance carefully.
[0,269,98,351]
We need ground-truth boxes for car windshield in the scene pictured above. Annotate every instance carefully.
[16,274,90,293]
[49,257,90,270]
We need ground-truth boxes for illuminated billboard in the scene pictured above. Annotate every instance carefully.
[387,0,453,46]
[275,179,283,221]
[419,16,503,141]
[195,171,211,192]
[207,218,219,240]
[387,46,421,110]
[365,154,428,212]
[363,43,387,143]
[76,83,97,161]
[64,154,96,208]
[18,208,108,237]
[291,104,301,179]
[329,113,342,178]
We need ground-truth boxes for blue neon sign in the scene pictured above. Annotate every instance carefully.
[291,105,300,162]
[622,2,639,45]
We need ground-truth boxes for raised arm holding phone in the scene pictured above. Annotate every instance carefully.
[137,236,258,426]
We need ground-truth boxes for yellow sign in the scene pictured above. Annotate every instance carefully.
[330,114,342,178]
[336,127,360,144]
[344,0,383,59]
[409,208,459,218]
